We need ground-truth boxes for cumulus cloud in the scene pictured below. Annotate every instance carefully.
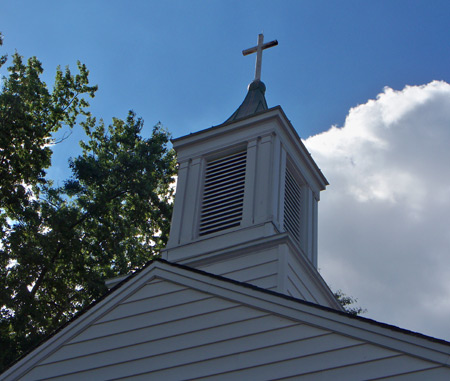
[304,81,450,341]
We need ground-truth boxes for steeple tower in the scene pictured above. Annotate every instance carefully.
[162,35,340,310]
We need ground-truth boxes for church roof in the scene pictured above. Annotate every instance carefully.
[224,79,268,123]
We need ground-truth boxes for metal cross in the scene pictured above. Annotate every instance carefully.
[242,33,278,82]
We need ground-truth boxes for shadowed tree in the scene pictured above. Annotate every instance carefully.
[334,289,367,316]
[0,35,176,371]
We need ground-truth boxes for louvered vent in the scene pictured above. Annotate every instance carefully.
[199,150,247,236]
[284,167,302,242]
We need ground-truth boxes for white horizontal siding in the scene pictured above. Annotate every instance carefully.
[198,249,278,290]
[124,278,185,302]
[19,277,450,381]
[116,338,394,380]
[220,259,277,281]
[29,330,352,380]
[375,366,450,380]
[286,253,328,305]
[197,248,276,275]
[68,290,234,343]
[246,274,278,289]
[285,355,441,381]
[286,271,312,301]
[33,317,307,379]
[41,305,267,364]
[98,287,209,322]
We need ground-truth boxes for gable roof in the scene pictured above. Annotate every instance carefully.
[3,259,450,379]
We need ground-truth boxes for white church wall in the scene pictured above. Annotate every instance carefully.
[197,247,279,291]
[277,240,340,308]
[14,274,449,380]
[286,255,330,304]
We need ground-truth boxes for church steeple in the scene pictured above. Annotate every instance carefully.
[225,33,277,123]
[162,35,340,310]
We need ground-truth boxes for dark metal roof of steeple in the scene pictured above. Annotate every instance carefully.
[225,79,268,123]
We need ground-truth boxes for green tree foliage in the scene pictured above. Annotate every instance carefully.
[334,289,367,316]
[0,37,96,222]
[0,36,176,371]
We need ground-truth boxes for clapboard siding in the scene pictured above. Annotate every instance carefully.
[244,274,278,289]
[29,331,361,380]
[41,305,268,363]
[32,318,308,379]
[194,347,403,381]
[286,274,308,300]
[283,355,439,381]
[96,287,209,322]
[286,254,331,305]
[114,340,397,380]
[69,295,231,343]
[12,271,450,381]
[286,264,317,302]
[198,248,276,275]
[198,249,278,289]
[123,278,185,302]
[193,349,436,381]
[375,366,450,380]
[220,259,277,281]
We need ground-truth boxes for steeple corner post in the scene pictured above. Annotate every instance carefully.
[240,138,258,227]
[165,156,205,250]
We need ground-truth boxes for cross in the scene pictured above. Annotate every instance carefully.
[242,33,278,82]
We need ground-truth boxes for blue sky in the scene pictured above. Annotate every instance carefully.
[2,1,449,180]
[2,2,450,340]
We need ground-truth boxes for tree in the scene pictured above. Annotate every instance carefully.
[0,35,96,223]
[0,37,176,371]
[334,289,367,316]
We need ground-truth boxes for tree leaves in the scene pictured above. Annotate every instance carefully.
[0,49,97,220]
[0,41,176,371]
[334,289,367,316]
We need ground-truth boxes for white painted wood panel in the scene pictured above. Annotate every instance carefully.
[27,330,355,380]
[286,253,329,305]
[123,277,186,302]
[41,305,268,363]
[69,296,233,343]
[189,345,402,381]
[220,259,277,280]
[377,366,450,380]
[291,355,439,380]
[248,274,277,289]
[96,287,209,322]
[114,339,392,380]
[198,249,279,289]
[33,318,306,378]
[286,270,311,301]
[286,278,308,300]
[12,274,450,381]
[197,248,277,275]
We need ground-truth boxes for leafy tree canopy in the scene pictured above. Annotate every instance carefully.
[0,34,176,371]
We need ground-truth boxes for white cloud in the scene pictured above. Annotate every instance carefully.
[305,81,450,341]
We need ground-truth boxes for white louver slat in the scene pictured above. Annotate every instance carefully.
[199,150,247,236]
[284,167,302,242]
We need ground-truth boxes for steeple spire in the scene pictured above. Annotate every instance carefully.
[225,34,278,123]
